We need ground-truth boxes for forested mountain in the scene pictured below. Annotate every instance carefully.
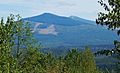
[23,13,119,48]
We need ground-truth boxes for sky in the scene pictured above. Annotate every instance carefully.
[0,0,104,20]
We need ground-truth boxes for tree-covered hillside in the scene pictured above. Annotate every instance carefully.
[0,15,110,73]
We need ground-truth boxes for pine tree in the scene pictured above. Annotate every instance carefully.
[81,47,98,73]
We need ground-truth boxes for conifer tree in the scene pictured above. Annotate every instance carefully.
[81,47,98,73]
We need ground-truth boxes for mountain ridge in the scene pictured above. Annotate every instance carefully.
[23,13,119,48]
[23,13,95,26]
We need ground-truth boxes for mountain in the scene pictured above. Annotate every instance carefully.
[69,16,96,25]
[23,13,119,48]
[23,13,95,26]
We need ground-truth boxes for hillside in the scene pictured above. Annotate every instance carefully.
[23,13,119,48]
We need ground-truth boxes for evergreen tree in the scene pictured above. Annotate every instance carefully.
[81,47,99,73]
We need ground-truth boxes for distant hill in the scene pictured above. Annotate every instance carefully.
[69,16,96,25]
[23,13,119,48]
[23,13,95,26]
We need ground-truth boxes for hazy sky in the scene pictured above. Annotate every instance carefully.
[0,0,103,20]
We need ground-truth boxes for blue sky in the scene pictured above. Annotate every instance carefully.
[0,0,103,20]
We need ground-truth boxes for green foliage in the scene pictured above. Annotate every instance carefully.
[0,14,44,73]
[96,0,120,31]
[64,48,102,73]
[96,0,120,72]
[81,47,98,73]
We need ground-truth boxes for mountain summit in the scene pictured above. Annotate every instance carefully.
[23,13,95,26]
